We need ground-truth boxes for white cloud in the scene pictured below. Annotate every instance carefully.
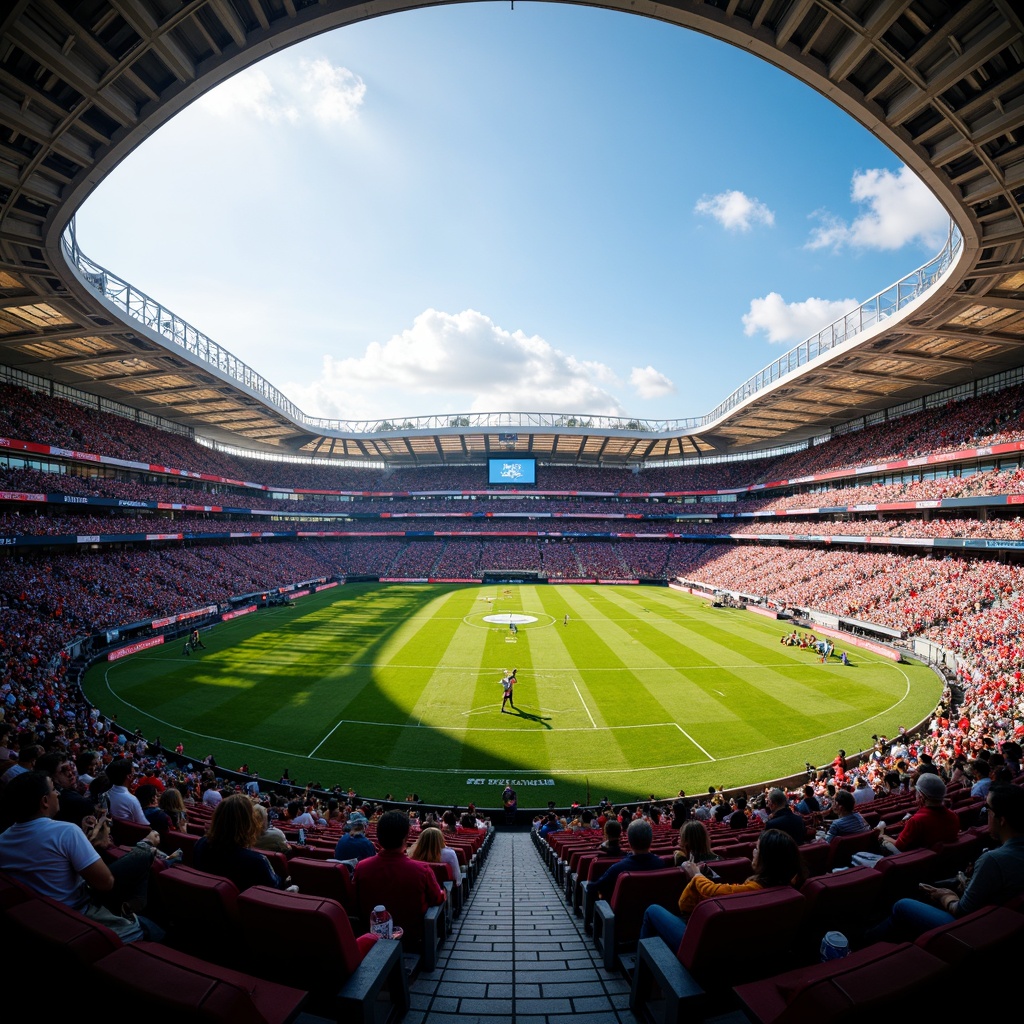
[742,292,860,345]
[296,58,366,125]
[806,165,948,251]
[285,309,634,420]
[694,190,775,232]
[198,57,365,126]
[630,365,676,399]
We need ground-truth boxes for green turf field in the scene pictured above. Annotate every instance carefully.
[82,583,942,807]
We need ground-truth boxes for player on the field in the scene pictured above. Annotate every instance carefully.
[501,669,517,713]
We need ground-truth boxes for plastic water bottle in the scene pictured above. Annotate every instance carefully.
[298,828,306,846]
[820,930,850,962]
[369,905,393,939]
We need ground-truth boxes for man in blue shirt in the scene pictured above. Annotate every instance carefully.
[334,818,376,862]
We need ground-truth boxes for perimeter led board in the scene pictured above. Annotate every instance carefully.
[487,457,536,486]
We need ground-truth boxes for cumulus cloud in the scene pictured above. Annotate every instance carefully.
[694,190,775,232]
[742,292,861,345]
[199,57,365,125]
[806,165,949,251]
[629,365,676,399]
[286,309,673,420]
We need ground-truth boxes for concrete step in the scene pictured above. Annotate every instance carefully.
[407,831,633,1023]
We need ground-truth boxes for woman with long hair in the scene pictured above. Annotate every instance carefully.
[641,829,804,950]
[158,786,188,830]
[672,821,719,866]
[408,826,461,886]
[193,794,286,891]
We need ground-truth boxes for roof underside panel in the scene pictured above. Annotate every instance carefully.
[0,0,1021,467]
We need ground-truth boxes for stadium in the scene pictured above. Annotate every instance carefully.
[1,0,1023,1020]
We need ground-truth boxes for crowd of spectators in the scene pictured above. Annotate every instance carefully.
[1,536,1023,822]
[4,379,1024,502]
[1,378,1023,824]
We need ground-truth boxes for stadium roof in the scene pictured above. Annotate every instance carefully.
[0,0,1022,468]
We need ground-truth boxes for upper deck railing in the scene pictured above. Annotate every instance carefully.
[63,219,961,437]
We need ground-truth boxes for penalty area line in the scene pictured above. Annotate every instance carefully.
[675,722,716,761]
[572,679,597,729]
[308,719,345,757]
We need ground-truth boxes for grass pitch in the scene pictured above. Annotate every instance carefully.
[82,583,942,807]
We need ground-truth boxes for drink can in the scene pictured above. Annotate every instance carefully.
[370,904,393,939]
[820,930,849,962]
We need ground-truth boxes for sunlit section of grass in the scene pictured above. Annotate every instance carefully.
[83,583,942,805]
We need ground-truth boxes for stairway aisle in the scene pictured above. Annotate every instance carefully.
[408,831,633,1024]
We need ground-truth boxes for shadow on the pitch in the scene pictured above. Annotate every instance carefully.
[504,706,552,729]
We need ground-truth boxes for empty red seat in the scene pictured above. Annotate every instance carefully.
[873,848,939,905]
[286,857,356,911]
[92,940,307,1024]
[156,864,241,965]
[916,904,1024,969]
[825,829,880,871]
[734,941,947,1023]
[799,866,884,951]
[799,841,830,877]
[6,892,123,967]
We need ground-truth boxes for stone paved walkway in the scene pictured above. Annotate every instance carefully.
[407,832,633,1024]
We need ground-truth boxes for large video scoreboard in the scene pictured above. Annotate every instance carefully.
[487,457,536,486]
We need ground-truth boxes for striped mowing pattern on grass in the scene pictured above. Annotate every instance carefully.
[83,583,941,805]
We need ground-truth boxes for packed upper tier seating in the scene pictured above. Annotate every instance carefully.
[4,379,1024,498]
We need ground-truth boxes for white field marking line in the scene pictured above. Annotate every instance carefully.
[461,612,556,631]
[308,719,345,757]
[460,704,572,717]
[96,661,919,778]
[335,717,676,732]
[713,690,725,696]
[194,660,878,673]
[675,723,716,761]
[572,679,598,729]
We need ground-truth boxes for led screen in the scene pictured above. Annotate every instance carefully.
[487,457,536,486]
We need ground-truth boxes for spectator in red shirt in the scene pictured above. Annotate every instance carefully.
[354,810,445,945]
[879,773,959,853]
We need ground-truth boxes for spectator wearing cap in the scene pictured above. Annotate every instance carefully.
[334,818,376,862]
[870,785,1024,941]
[587,820,664,900]
[879,773,959,853]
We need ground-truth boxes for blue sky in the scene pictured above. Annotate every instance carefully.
[76,1,950,425]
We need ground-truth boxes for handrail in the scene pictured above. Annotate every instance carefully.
[62,218,961,437]
[705,222,963,424]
